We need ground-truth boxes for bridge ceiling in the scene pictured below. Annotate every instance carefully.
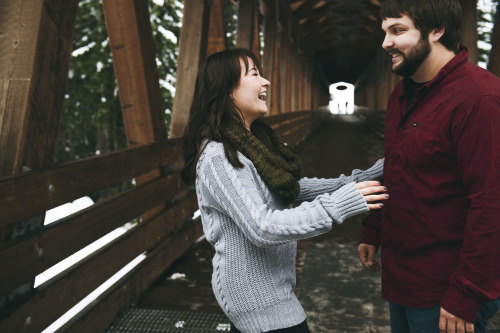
[288,0,385,84]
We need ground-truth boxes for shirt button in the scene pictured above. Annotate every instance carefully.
[413,122,419,127]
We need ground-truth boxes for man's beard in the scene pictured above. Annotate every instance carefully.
[389,37,431,77]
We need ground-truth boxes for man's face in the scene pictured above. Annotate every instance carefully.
[381,15,431,78]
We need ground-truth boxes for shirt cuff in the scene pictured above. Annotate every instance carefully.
[360,226,380,246]
[441,285,480,323]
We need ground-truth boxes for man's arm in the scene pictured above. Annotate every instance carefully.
[359,209,382,270]
[440,95,500,323]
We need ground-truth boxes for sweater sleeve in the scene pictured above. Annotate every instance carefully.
[440,95,500,322]
[296,159,384,202]
[197,150,369,248]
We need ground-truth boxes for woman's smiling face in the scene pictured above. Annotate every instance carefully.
[232,57,270,129]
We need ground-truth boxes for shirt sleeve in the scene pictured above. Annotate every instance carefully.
[296,159,384,202]
[441,95,500,322]
[197,151,369,248]
[359,209,382,246]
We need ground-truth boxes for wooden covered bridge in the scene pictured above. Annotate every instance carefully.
[1,0,499,332]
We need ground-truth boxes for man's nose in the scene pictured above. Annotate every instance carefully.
[382,34,392,50]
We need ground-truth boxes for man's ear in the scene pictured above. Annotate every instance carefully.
[431,27,445,42]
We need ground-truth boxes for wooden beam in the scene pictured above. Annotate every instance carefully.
[461,0,479,64]
[0,193,197,333]
[102,0,167,146]
[293,0,322,16]
[272,36,282,115]
[0,0,78,177]
[279,30,290,112]
[207,0,226,55]
[252,4,262,61]
[170,0,210,138]
[237,0,256,50]
[261,0,306,57]
[0,139,183,228]
[291,49,298,111]
[488,1,500,77]
[60,219,204,333]
[263,9,280,115]
[0,173,187,298]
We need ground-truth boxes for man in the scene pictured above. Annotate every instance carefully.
[358,0,500,332]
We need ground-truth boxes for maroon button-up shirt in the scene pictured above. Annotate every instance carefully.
[361,49,500,322]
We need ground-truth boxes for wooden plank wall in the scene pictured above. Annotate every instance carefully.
[0,0,331,332]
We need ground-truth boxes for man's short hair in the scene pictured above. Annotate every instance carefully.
[381,0,462,53]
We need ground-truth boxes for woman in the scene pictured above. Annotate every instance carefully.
[181,48,387,333]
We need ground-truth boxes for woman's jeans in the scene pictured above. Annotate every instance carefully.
[389,298,500,333]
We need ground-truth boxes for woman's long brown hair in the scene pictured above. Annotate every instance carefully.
[180,48,280,185]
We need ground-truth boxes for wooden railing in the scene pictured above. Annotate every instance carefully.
[0,110,328,333]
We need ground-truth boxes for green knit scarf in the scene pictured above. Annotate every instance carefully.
[222,119,302,204]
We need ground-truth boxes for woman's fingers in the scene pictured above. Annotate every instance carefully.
[367,203,385,209]
[355,181,382,190]
[355,181,388,210]
[364,193,389,202]
[359,186,388,196]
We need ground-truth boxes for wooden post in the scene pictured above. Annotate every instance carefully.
[279,29,289,113]
[262,0,281,116]
[0,0,77,314]
[271,36,282,115]
[102,0,168,219]
[487,1,500,77]
[207,0,226,56]
[290,49,299,112]
[170,0,210,138]
[285,38,292,113]
[0,0,78,177]
[297,61,304,110]
[253,5,262,62]
[236,0,255,50]
[461,0,479,64]
[102,0,167,147]
[262,6,278,114]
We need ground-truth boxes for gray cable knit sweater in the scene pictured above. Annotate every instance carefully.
[195,140,384,333]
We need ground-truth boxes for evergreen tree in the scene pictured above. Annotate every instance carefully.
[477,0,498,67]
[57,0,182,163]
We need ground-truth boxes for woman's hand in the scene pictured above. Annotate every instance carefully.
[355,181,388,209]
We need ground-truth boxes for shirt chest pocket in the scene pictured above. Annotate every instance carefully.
[394,122,452,169]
